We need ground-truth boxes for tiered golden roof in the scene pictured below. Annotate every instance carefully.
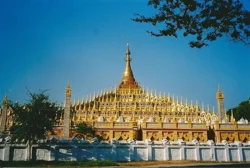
[70,44,218,125]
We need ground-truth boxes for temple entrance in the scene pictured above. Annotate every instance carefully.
[137,128,142,140]
[207,126,215,142]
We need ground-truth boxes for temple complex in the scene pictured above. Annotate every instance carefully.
[1,44,250,143]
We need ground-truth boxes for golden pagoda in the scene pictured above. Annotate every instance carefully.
[66,44,220,142]
[1,44,250,144]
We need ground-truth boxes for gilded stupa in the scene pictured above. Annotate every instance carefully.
[61,44,240,143]
[1,44,250,143]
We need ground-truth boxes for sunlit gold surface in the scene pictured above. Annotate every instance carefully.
[118,44,140,92]
[65,81,71,97]
[1,44,248,143]
[68,44,219,142]
[216,84,224,100]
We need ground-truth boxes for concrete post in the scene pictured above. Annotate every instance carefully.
[147,144,152,161]
[238,147,243,161]
[195,146,200,161]
[3,144,10,161]
[225,146,230,161]
[211,146,215,161]
[129,144,134,161]
[165,145,169,160]
[63,82,71,139]
[180,146,184,160]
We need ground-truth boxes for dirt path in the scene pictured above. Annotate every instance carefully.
[117,161,250,167]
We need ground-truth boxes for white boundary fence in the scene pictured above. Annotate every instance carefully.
[1,139,250,162]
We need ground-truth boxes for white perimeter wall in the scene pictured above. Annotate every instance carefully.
[1,143,250,162]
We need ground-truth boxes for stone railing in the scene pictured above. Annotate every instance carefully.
[93,122,133,128]
[214,123,250,130]
[143,122,206,130]
[1,140,250,162]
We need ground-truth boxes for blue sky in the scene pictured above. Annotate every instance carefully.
[0,0,250,111]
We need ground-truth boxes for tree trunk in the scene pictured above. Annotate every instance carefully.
[28,140,32,161]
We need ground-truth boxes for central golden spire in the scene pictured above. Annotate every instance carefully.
[118,44,140,91]
[121,43,136,84]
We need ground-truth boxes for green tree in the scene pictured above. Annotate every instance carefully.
[133,0,250,48]
[9,91,60,160]
[75,122,94,140]
[227,98,250,121]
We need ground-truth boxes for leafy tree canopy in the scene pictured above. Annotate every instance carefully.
[227,98,250,121]
[9,90,61,143]
[133,0,250,48]
[75,122,94,139]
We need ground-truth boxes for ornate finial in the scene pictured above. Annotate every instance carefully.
[89,93,92,101]
[216,84,224,100]
[202,102,204,111]
[65,81,71,97]
[167,93,171,102]
[118,44,139,90]
[207,104,210,113]
[125,43,131,62]
[81,96,84,104]
[77,98,80,105]
[126,43,130,55]
[195,100,200,112]
[3,94,8,105]
[92,101,96,110]
[231,109,235,122]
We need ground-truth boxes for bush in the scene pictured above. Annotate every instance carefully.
[0,160,118,167]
